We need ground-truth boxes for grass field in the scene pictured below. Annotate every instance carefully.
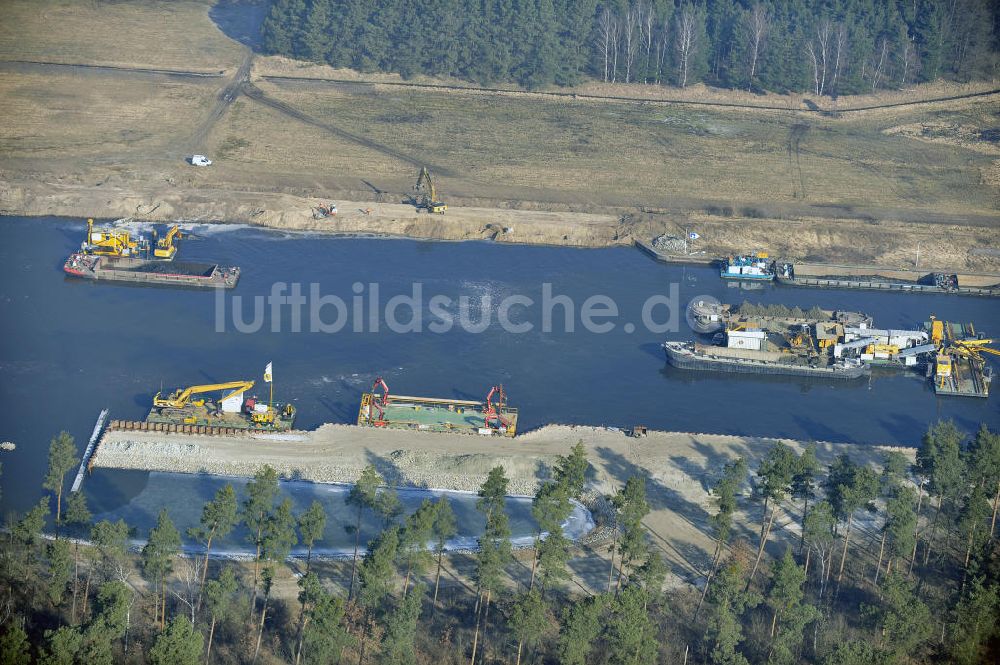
[0,71,215,160]
[252,78,999,216]
[0,0,241,72]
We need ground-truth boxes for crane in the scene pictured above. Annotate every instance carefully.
[370,376,390,422]
[83,218,142,257]
[153,380,255,410]
[951,339,1000,360]
[484,385,511,432]
[153,225,183,260]
[412,167,447,214]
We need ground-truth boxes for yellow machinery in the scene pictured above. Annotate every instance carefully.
[935,354,953,388]
[250,403,295,425]
[930,317,944,346]
[412,167,447,214]
[153,225,182,260]
[84,218,141,257]
[864,343,900,356]
[153,381,255,410]
[952,338,1000,359]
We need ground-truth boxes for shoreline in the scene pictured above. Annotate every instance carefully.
[89,421,915,586]
[6,210,1000,282]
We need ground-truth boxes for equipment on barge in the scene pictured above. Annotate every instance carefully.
[358,377,517,436]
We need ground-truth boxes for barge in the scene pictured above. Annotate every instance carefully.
[663,340,870,379]
[668,302,873,380]
[776,262,1000,297]
[720,253,776,281]
[145,377,296,432]
[358,378,518,436]
[64,252,240,289]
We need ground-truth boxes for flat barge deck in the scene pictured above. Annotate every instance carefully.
[663,341,870,379]
[64,253,240,289]
[776,262,1000,297]
[358,392,518,436]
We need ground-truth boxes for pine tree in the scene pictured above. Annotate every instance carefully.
[553,440,589,498]
[529,479,572,591]
[748,443,798,588]
[608,475,650,593]
[825,453,879,586]
[703,560,760,665]
[141,508,181,630]
[398,499,435,597]
[510,588,550,665]
[43,431,78,523]
[298,499,327,572]
[765,548,818,665]
[347,464,383,599]
[967,425,1000,540]
[241,465,279,615]
[301,583,353,664]
[471,465,512,665]
[557,594,606,665]
[149,616,203,665]
[357,526,401,664]
[430,496,456,607]
[606,584,657,665]
[862,572,932,660]
[64,491,91,624]
[254,497,299,662]
[915,421,965,565]
[203,567,238,665]
[699,457,747,613]
[946,577,1000,664]
[0,624,31,665]
[379,583,425,665]
[189,483,238,610]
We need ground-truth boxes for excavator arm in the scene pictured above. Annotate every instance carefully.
[154,225,183,259]
[153,380,255,409]
[412,167,446,214]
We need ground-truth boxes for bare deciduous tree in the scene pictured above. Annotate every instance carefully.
[871,36,889,91]
[622,4,639,83]
[675,4,699,88]
[597,8,615,83]
[655,10,671,85]
[744,3,770,91]
[899,34,919,86]
[640,2,655,84]
[610,12,621,83]
[830,23,848,94]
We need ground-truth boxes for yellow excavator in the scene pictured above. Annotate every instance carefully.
[412,166,447,214]
[84,218,142,257]
[153,225,183,260]
[153,381,255,410]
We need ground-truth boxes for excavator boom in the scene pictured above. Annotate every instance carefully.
[154,225,183,259]
[412,167,447,214]
[153,380,255,409]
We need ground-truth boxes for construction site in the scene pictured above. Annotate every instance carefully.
[1,1,999,274]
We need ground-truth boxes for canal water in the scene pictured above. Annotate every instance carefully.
[1,217,997,547]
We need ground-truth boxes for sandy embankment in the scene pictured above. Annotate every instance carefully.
[92,423,913,585]
[0,180,625,248]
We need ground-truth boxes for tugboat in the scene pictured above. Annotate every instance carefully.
[720,253,776,281]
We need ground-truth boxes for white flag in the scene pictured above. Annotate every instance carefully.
[263,362,272,383]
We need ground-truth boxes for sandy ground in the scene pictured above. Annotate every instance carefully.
[92,423,912,590]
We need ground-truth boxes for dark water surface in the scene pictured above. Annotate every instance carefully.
[1,216,997,542]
